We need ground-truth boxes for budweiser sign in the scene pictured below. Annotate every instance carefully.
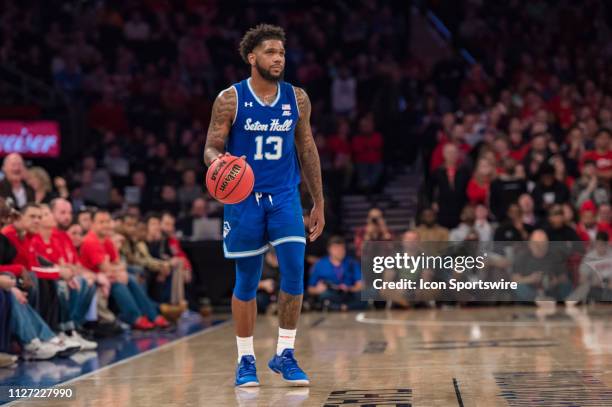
[0,121,60,157]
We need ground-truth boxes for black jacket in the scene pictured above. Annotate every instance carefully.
[0,179,34,209]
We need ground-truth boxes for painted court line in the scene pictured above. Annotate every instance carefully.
[355,312,612,327]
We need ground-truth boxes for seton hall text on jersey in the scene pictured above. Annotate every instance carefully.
[243,118,293,132]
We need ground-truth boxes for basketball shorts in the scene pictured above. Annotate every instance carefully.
[223,186,306,258]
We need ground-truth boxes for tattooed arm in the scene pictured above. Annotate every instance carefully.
[294,86,325,241]
[203,87,237,166]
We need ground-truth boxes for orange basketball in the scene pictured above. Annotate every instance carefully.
[206,155,254,204]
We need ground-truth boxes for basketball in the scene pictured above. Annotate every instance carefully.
[206,155,254,204]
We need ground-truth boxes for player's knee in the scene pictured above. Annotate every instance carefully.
[233,256,263,301]
[280,278,304,296]
[275,242,305,295]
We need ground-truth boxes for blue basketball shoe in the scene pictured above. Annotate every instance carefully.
[268,349,310,386]
[235,355,259,387]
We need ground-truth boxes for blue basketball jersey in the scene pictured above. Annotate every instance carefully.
[226,78,301,195]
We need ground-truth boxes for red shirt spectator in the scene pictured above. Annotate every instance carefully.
[1,224,38,274]
[53,229,81,265]
[80,230,119,273]
[351,132,383,164]
[30,233,65,264]
[466,179,490,205]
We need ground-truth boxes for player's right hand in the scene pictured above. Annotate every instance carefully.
[212,152,247,165]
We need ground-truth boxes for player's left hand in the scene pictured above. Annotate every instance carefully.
[308,203,325,242]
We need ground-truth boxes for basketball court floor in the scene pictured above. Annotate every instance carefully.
[7,305,612,406]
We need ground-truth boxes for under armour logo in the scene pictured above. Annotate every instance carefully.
[245,102,253,107]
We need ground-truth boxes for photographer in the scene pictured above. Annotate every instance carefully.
[354,208,393,258]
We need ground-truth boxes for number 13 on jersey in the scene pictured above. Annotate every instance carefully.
[254,135,283,160]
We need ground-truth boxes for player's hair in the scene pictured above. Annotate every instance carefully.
[239,24,286,64]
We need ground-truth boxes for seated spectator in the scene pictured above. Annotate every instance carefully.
[124,171,154,213]
[79,156,112,207]
[572,160,610,208]
[581,128,612,181]
[512,230,573,301]
[177,198,221,240]
[177,170,201,214]
[518,193,538,227]
[489,157,527,222]
[153,185,180,214]
[160,212,193,283]
[494,203,534,241]
[79,210,169,329]
[257,248,280,314]
[544,204,581,242]
[308,236,364,311]
[414,208,449,243]
[568,231,612,302]
[532,163,571,218]
[30,204,97,350]
[354,207,393,258]
[103,144,130,179]
[351,114,383,193]
[449,205,477,241]
[50,199,101,334]
[429,143,471,228]
[118,213,164,282]
[474,204,493,241]
[6,275,76,360]
[0,203,81,359]
[67,222,84,249]
[27,167,56,204]
[0,275,15,366]
[551,155,574,189]
[0,153,34,209]
[77,209,93,233]
[145,214,189,312]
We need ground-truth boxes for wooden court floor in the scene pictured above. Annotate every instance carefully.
[12,305,612,406]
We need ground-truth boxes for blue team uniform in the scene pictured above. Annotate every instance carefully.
[223,77,305,259]
[227,77,311,387]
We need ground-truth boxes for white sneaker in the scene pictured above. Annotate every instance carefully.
[23,338,59,360]
[69,331,97,351]
[50,335,81,357]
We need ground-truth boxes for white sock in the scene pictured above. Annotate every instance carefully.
[237,336,255,362]
[276,328,296,355]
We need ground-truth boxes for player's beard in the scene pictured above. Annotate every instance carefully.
[255,60,283,82]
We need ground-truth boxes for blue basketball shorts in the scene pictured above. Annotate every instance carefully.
[223,187,306,258]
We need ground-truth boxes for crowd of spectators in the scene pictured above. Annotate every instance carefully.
[394,0,612,305]
[0,0,415,233]
[0,155,196,365]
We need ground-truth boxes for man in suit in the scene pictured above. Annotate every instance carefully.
[0,153,34,209]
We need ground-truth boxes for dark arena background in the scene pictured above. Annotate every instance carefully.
[0,0,612,406]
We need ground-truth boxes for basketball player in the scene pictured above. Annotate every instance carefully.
[203,24,325,387]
